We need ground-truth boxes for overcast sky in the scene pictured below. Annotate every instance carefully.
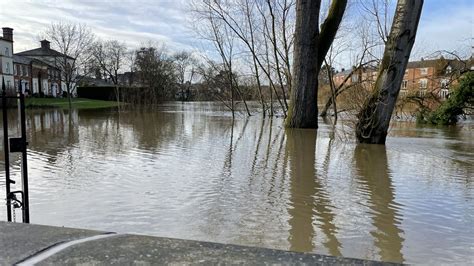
[1,0,472,63]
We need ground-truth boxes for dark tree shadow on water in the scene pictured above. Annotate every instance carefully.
[285,129,341,256]
[354,144,405,263]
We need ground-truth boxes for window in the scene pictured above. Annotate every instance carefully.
[402,80,408,90]
[5,47,9,56]
[14,65,18,76]
[446,66,452,75]
[6,62,10,74]
[22,66,27,76]
[440,79,448,90]
[440,89,449,100]
[351,74,359,83]
[420,68,428,75]
[419,78,428,89]
[6,80,11,88]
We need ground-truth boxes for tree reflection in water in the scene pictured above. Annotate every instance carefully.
[354,144,405,263]
[286,129,341,256]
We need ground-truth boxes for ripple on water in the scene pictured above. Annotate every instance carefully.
[0,106,472,264]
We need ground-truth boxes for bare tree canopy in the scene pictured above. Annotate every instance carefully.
[91,40,127,85]
[44,21,95,106]
[90,39,128,107]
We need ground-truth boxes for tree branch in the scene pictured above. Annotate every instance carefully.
[317,0,348,69]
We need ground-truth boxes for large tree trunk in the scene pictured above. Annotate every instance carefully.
[286,0,347,128]
[356,0,423,144]
[285,0,321,128]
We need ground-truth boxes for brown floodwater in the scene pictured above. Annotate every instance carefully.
[0,102,473,264]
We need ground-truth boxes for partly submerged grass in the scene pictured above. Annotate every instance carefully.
[25,98,120,109]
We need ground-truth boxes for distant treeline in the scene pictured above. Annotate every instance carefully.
[77,83,273,104]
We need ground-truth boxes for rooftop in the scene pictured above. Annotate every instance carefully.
[15,40,74,60]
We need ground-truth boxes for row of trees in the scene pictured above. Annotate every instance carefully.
[43,22,200,107]
[46,0,437,144]
[191,0,427,144]
[44,18,283,112]
[190,0,297,117]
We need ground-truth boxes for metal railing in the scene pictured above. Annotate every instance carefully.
[2,76,29,223]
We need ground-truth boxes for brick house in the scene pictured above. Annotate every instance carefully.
[400,58,470,99]
[333,57,472,101]
[15,40,75,97]
[13,55,63,96]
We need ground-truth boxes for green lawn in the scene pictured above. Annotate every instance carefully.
[25,98,121,109]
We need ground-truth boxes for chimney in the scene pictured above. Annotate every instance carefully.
[2,27,13,42]
[40,40,50,49]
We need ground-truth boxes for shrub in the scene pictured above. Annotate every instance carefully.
[425,72,474,125]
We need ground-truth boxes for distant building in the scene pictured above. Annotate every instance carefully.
[0,27,14,90]
[118,71,140,87]
[15,39,75,97]
[12,55,63,96]
[333,57,473,100]
[400,57,471,99]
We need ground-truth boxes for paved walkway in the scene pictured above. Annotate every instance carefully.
[0,222,397,265]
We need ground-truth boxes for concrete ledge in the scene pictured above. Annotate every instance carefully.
[0,222,398,265]
[0,222,105,265]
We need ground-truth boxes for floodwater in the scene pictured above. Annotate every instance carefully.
[0,102,473,264]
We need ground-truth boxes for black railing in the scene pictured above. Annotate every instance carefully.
[2,77,30,223]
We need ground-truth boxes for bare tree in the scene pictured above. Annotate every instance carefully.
[266,0,290,110]
[91,39,127,108]
[197,0,288,116]
[285,0,348,128]
[44,22,95,108]
[242,0,267,115]
[192,1,252,117]
[356,0,424,144]
[319,0,381,118]
[173,51,197,101]
[133,45,177,104]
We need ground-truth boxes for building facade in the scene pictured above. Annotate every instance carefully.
[15,39,75,97]
[0,27,14,90]
[333,57,472,101]
[399,58,469,99]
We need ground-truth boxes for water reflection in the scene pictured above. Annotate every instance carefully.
[354,145,405,263]
[0,103,472,264]
[286,129,341,256]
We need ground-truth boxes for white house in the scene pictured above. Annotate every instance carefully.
[0,27,14,90]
